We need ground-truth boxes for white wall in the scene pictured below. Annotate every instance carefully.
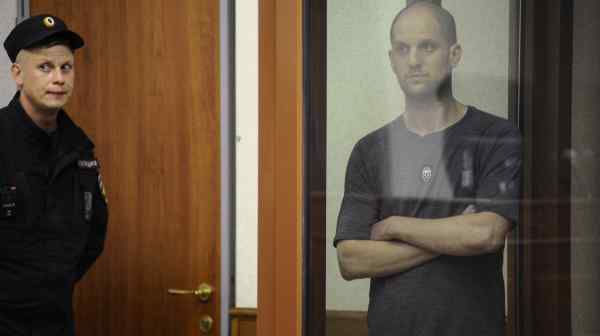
[0,1,17,103]
[235,0,259,308]
[326,0,510,310]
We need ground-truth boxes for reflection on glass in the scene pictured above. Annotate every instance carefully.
[571,1,600,335]
[328,1,519,335]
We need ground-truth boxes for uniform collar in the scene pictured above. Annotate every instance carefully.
[9,91,55,144]
[9,91,93,153]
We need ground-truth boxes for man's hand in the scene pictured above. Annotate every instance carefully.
[367,204,511,256]
[336,240,438,280]
[370,204,477,241]
[370,217,391,241]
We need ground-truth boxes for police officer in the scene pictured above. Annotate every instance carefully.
[0,15,108,335]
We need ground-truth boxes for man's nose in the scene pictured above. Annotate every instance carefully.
[408,49,422,67]
[52,69,66,84]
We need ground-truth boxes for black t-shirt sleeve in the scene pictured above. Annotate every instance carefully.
[475,125,522,225]
[334,142,380,247]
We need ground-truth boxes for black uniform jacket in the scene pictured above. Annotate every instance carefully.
[0,93,108,335]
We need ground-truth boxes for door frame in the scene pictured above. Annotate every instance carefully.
[257,0,304,336]
[221,0,235,335]
[517,1,573,335]
[301,0,524,335]
[17,0,29,23]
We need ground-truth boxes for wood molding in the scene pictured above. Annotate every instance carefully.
[230,308,257,336]
[326,311,368,336]
[230,308,258,318]
[257,0,304,336]
[229,309,370,336]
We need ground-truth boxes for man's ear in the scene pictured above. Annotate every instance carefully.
[11,63,23,89]
[449,43,462,68]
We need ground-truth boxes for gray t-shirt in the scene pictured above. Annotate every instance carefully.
[334,107,522,336]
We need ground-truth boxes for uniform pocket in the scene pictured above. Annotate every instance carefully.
[0,172,33,231]
[0,185,20,241]
[0,185,17,220]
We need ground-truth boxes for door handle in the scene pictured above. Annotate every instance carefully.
[167,283,214,302]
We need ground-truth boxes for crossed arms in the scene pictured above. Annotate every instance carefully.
[336,208,512,280]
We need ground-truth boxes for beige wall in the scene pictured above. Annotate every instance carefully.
[0,1,17,103]
[326,0,511,310]
[235,0,259,308]
[571,1,600,335]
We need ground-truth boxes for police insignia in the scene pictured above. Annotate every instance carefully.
[43,16,55,28]
[98,174,108,204]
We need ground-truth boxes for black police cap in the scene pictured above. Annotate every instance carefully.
[3,14,84,63]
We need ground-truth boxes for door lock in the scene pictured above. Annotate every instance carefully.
[199,315,214,334]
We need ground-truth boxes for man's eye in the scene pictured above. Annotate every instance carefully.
[39,64,52,72]
[422,44,436,52]
[62,64,73,71]
[395,45,409,55]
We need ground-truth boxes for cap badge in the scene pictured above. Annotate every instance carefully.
[43,16,55,28]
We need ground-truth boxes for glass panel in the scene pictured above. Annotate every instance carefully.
[325,1,517,334]
[571,1,600,334]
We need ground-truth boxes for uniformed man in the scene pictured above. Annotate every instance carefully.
[0,15,108,335]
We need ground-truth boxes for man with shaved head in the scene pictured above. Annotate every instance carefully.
[0,15,108,335]
[335,2,521,335]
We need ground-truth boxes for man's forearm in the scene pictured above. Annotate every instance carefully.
[372,212,510,256]
[336,240,438,280]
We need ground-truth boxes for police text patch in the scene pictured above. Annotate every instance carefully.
[78,160,99,170]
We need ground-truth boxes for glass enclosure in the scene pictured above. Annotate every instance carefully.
[304,0,600,335]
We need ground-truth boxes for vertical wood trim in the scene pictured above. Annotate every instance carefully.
[518,0,573,335]
[257,0,304,336]
[231,319,240,336]
[258,0,276,332]
[304,0,326,334]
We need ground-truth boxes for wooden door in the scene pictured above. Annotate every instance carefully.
[30,1,220,335]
